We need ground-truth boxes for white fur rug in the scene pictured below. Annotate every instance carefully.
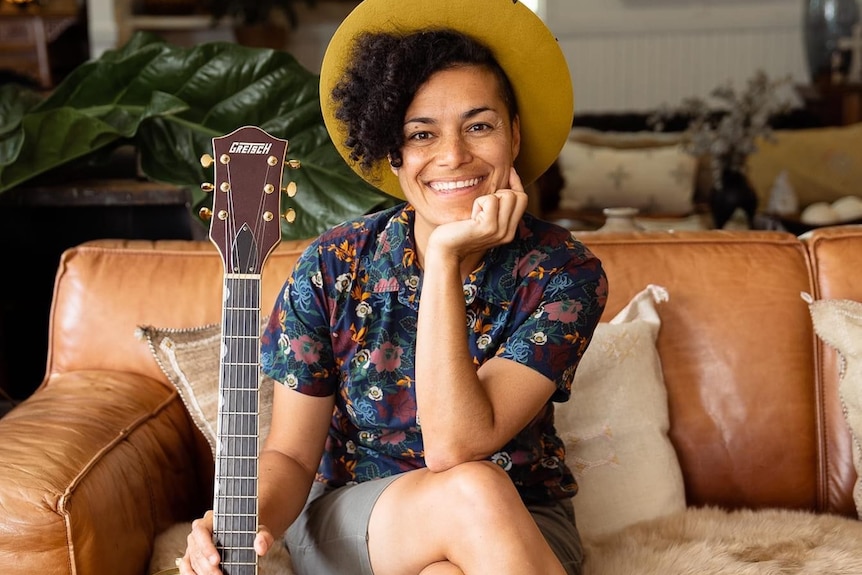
[582,506,862,575]
[150,507,862,575]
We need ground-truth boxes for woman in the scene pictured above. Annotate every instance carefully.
[180,1,607,574]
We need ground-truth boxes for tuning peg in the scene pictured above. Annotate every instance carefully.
[283,207,297,224]
[201,182,214,193]
[283,181,298,198]
[285,159,301,170]
[200,154,213,168]
[199,207,213,220]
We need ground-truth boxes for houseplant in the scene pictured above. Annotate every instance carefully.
[0,31,397,241]
[648,70,793,229]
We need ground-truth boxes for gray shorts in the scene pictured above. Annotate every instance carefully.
[284,477,584,575]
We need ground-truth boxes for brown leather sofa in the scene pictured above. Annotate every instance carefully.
[1,226,860,574]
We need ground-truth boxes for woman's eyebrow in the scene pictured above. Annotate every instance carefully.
[405,106,495,126]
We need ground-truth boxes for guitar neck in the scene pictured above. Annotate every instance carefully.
[213,273,262,575]
[204,124,292,575]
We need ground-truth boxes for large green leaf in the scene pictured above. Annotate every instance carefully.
[0,32,397,239]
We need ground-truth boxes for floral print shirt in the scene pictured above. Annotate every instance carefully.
[261,204,607,503]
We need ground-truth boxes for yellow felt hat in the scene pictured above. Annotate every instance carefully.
[319,0,574,199]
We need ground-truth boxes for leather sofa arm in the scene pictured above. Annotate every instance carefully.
[0,370,214,575]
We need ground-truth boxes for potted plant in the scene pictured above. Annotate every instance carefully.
[206,0,318,48]
[0,31,396,241]
[648,70,793,229]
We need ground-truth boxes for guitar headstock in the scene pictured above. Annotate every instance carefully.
[201,125,299,274]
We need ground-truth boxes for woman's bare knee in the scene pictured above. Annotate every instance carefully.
[442,461,522,518]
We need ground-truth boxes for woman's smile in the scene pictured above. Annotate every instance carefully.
[427,176,484,193]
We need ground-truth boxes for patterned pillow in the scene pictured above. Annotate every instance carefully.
[806,295,862,520]
[556,284,686,538]
[557,140,697,216]
[136,322,273,458]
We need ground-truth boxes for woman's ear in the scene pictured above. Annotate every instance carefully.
[388,154,400,174]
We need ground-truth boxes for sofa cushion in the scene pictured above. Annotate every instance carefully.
[807,296,862,520]
[137,322,273,459]
[556,284,685,538]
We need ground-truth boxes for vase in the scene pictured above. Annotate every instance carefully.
[711,171,758,230]
[597,207,644,233]
[803,0,860,82]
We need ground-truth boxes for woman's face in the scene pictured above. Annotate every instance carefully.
[394,65,520,234]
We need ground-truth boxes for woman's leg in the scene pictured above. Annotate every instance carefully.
[368,461,575,575]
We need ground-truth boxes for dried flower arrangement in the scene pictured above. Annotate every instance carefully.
[648,70,794,189]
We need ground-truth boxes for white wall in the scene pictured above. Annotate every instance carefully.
[87,0,815,113]
[546,0,811,112]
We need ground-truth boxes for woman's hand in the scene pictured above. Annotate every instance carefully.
[177,510,276,574]
[429,167,528,260]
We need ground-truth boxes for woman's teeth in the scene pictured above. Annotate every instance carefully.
[430,177,480,191]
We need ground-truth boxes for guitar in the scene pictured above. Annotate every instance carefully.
[156,125,295,575]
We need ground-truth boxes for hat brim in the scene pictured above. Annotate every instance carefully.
[319,0,574,199]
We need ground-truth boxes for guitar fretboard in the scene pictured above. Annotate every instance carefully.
[214,274,261,575]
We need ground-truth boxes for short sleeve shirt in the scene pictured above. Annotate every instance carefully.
[261,204,607,503]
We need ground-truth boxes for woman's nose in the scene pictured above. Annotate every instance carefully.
[436,133,472,167]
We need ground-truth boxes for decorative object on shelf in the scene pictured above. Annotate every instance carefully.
[801,195,862,225]
[766,170,799,217]
[205,0,318,48]
[839,23,862,83]
[597,207,644,233]
[804,0,860,83]
[648,70,793,229]
[710,170,758,230]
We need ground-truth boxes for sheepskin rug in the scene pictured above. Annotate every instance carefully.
[582,506,862,575]
[150,507,862,575]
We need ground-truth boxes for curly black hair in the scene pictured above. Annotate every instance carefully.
[331,29,518,172]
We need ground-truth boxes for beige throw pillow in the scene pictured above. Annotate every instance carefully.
[557,140,697,216]
[136,322,273,458]
[805,294,862,520]
[556,284,686,538]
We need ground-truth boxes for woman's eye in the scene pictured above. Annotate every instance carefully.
[468,123,492,133]
[408,131,432,141]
